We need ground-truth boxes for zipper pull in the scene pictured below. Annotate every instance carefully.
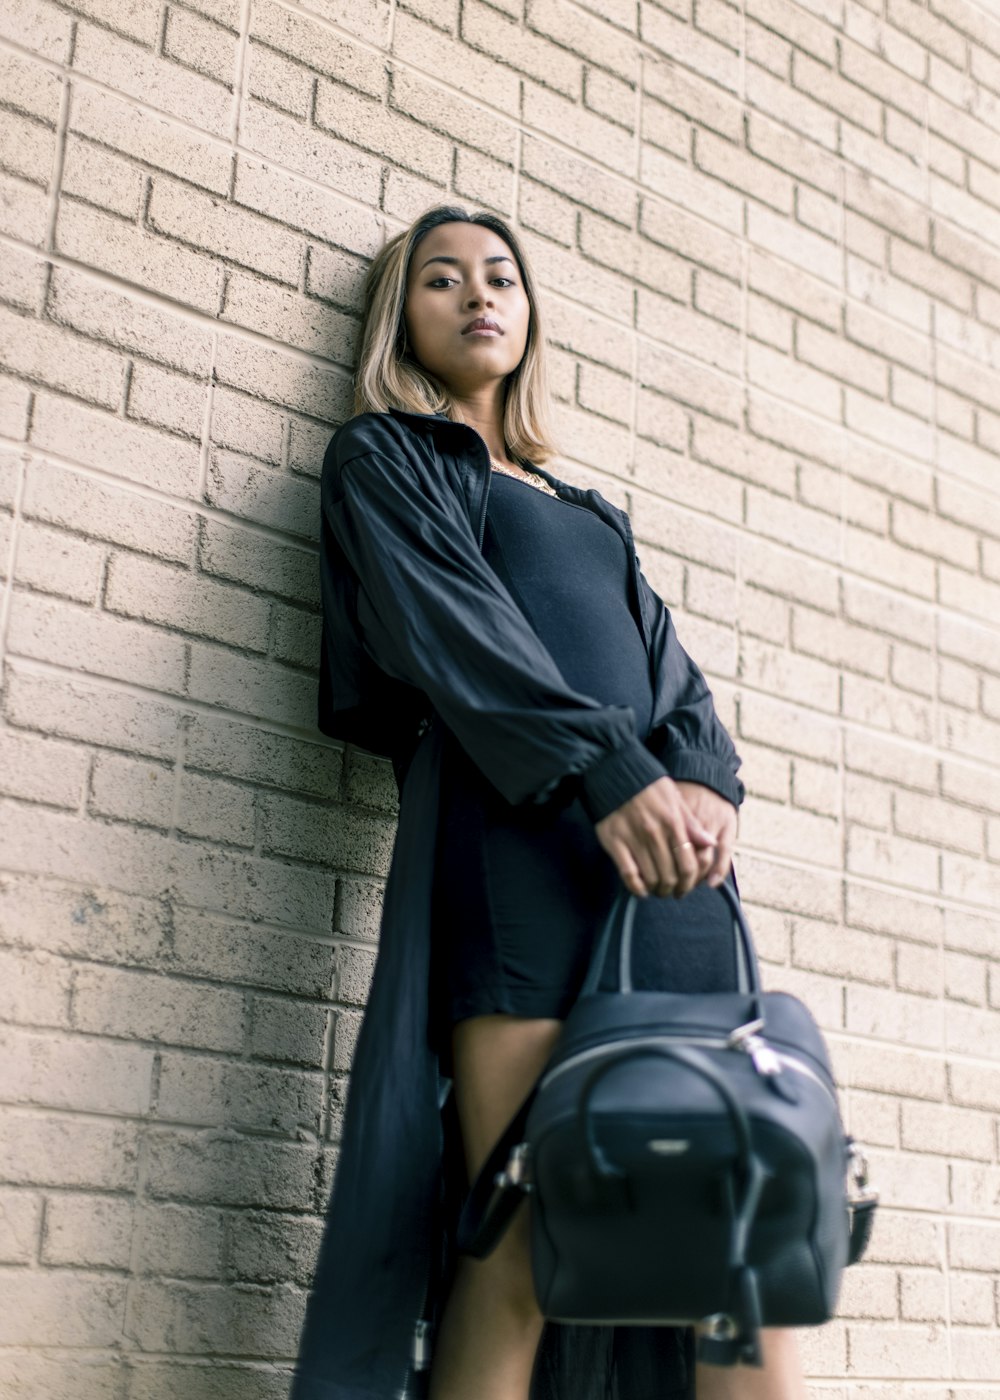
[744,1034,782,1078]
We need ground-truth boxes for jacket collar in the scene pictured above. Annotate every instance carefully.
[385,405,564,490]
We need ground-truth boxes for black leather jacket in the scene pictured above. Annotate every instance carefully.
[317,406,744,817]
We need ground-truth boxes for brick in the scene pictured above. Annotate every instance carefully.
[144,1131,316,1209]
[186,643,316,730]
[22,459,196,564]
[55,200,223,315]
[900,1100,995,1160]
[260,791,394,874]
[0,1188,42,1264]
[0,727,88,809]
[72,964,244,1052]
[72,20,231,132]
[0,947,72,1027]
[331,1007,361,1072]
[0,0,72,63]
[950,1270,995,1326]
[944,906,1000,958]
[42,1193,133,1269]
[105,553,270,652]
[0,303,125,409]
[124,1276,303,1357]
[168,911,334,997]
[126,361,207,438]
[0,247,46,317]
[842,674,934,744]
[793,918,893,985]
[461,0,581,96]
[632,440,742,524]
[0,1110,139,1192]
[30,392,202,499]
[846,984,944,1049]
[238,100,382,211]
[0,169,49,245]
[221,272,355,363]
[227,1209,323,1284]
[845,1090,899,1152]
[14,520,105,603]
[132,1201,223,1279]
[740,636,840,712]
[61,136,144,219]
[314,76,450,182]
[948,1060,1000,1112]
[335,877,384,942]
[165,5,239,84]
[4,665,181,762]
[950,1161,1000,1219]
[0,799,337,932]
[895,942,945,997]
[0,1267,126,1346]
[250,995,328,1066]
[738,796,840,866]
[944,949,988,1005]
[68,84,231,196]
[147,177,303,285]
[123,1360,290,1400]
[0,107,57,185]
[838,1262,899,1320]
[211,391,289,471]
[156,1053,322,1135]
[868,1148,949,1212]
[7,592,188,694]
[204,451,318,540]
[641,0,740,91]
[1,1025,153,1115]
[863,1210,943,1267]
[184,711,338,798]
[949,1222,1000,1273]
[945,1002,1000,1060]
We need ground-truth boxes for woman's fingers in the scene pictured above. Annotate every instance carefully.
[595,777,718,898]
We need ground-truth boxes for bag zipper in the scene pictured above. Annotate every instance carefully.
[538,1027,838,1107]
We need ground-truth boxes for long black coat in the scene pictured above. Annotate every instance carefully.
[293,407,745,1400]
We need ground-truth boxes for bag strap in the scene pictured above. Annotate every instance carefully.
[455,1087,537,1258]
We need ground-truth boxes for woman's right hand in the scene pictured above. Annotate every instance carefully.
[594,776,718,899]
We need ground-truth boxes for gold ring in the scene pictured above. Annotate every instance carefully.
[671,841,694,852]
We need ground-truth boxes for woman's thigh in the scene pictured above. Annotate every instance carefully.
[450,1013,562,1182]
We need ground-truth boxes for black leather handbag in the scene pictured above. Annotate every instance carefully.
[457,881,878,1366]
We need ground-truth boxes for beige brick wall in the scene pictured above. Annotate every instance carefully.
[0,0,998,1394]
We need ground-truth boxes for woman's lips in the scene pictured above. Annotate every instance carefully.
[464,327,501,336]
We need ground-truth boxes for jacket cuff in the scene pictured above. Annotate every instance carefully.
[578,737,667,824]
[658,747,745,808]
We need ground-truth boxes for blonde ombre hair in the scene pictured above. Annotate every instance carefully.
[353,205,559,466]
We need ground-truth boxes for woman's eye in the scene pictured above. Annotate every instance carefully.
[427,277,456,288]
[492,277,515,287]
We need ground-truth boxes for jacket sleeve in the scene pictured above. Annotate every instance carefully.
[324,446,667,821]
[638,564,745,808]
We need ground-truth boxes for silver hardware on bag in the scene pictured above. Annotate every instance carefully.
[846,1140,879,1205]
[494,1142,533,1193]
[411,1318,433,1370]
[647,1139,691,1155]
[727,1019,782,1076]
[701,1313,738,1340]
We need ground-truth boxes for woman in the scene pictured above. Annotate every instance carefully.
[295,205,807,1400]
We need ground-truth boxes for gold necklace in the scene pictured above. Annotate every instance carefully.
[488,453,559,498]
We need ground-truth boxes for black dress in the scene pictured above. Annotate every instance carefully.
[431,468,737,1059]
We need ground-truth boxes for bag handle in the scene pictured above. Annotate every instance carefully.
[576,1040,771,1366]
[580,878,763,1011]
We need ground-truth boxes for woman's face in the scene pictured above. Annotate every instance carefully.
[402,221,531,396]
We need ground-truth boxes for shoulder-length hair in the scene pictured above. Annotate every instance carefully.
[353,204,558,466]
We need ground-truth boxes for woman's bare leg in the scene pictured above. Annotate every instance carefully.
[694,1326,807,1399]
[428,1013,562,1400]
